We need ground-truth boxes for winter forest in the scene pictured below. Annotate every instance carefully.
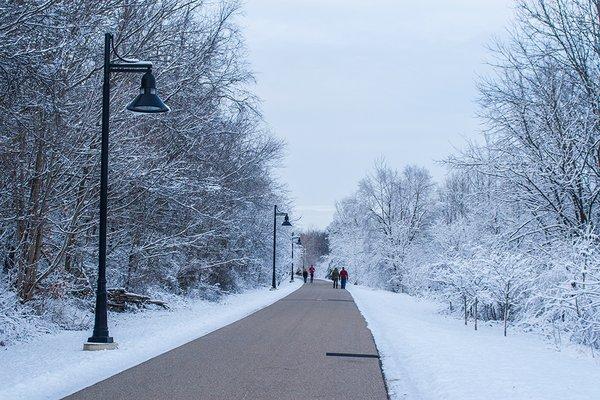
[327,0,600,350]
[2,0,600,366]
[0,0,295,345]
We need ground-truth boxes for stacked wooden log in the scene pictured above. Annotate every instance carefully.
[107,288,168,311]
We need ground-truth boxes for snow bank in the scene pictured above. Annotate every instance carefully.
[349,285,600,400]
[0,281,301,400]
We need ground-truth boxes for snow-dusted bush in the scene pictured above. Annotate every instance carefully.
[522,234,600,348]
[0,280,53,346]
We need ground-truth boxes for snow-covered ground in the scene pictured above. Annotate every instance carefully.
[0,281,301,400]
[349,285,600,400]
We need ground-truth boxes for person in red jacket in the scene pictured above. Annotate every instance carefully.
[308,265,315,283]
[339,267,348,289]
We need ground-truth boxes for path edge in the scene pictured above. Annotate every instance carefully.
[347,287,393,400]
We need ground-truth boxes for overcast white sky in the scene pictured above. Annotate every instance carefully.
[241,0,514,230]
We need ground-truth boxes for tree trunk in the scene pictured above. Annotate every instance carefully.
[463,294,468,326]
[20,137,46,301]
[474,297,478,331]
[504,282,510,337]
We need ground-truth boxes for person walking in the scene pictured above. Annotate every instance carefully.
[308,265,315,283]
[331,267,340,289]
[302,268,308,283]
[340,267,348,289]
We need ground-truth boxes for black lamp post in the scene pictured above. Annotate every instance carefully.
[272,205,291,290]
[290,234,301,282]
[84,33,169,351]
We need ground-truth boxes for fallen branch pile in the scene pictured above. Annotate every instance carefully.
[107,288,168,311]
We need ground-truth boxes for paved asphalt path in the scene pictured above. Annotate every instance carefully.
[64,280,389,400]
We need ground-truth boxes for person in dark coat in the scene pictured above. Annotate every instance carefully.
[302,268,308,283]
[331,267,340,289]
[308,265,315,283]
[340,267,348,289]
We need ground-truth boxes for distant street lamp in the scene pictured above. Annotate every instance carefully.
[290,234,301,282]
[272,205,291,289]
[84,33,170,351]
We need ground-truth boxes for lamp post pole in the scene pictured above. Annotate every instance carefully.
[85,33,169,351]
[290,234,301,282]
[272,205,291,290]
[87,33,113,348]
[272,205,277,289]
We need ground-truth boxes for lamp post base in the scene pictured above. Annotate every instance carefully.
[83,342,118,351]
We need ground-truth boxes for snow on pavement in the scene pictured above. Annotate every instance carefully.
[0,281,301,400]
[349,285,600,400]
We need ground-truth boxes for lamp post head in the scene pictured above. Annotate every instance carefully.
[126,70,170,113]
[282,214,292,227]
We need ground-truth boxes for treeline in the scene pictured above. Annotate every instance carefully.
[0,0,290,344]
[327,0,600,349]
[298,230,329,268]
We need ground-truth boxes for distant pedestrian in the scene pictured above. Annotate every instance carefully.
[302,268,308,283]
[331,267,340,289]
[340,267,348,289]
[308,265,315,283]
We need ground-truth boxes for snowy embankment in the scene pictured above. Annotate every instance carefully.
[0,281,301,400]
[349,285,600,400]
